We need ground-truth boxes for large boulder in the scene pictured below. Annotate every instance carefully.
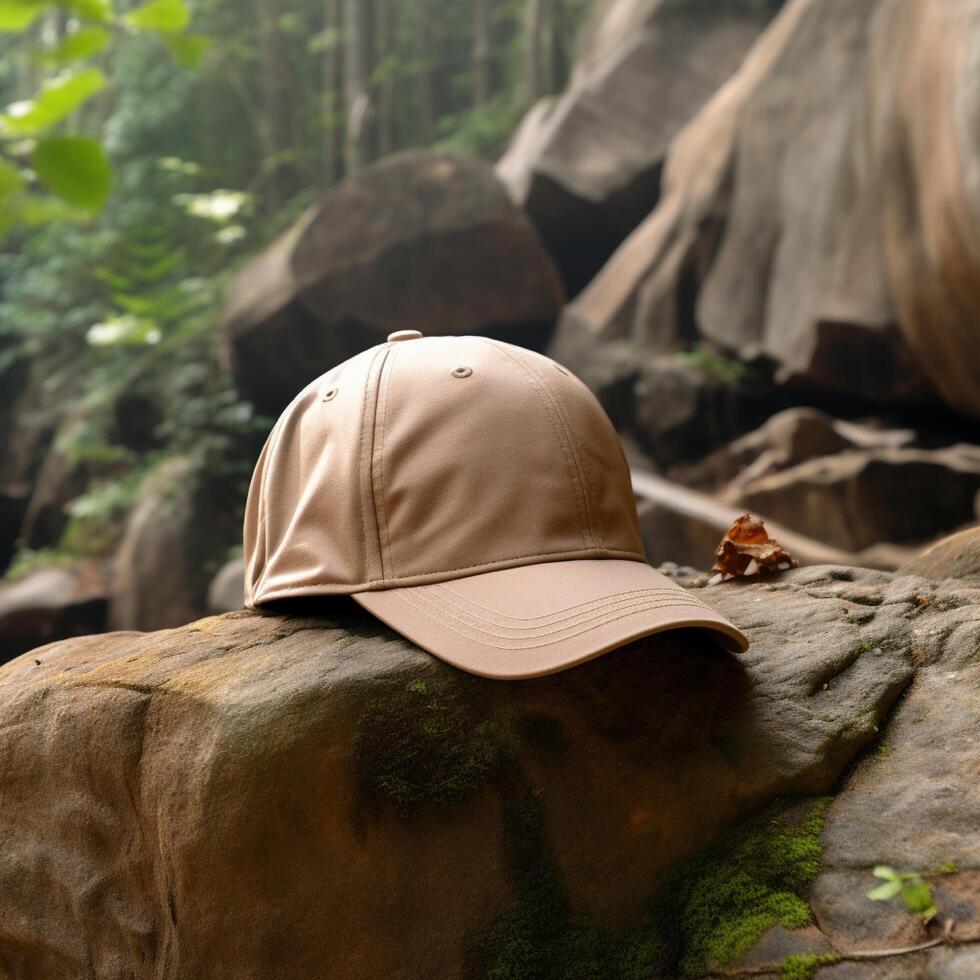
[555,0,980,417]
[732,444,980,552]
[496,0,776,295]
[0,362,66,572]
[898,524,980,585]
[206,556,245,614]
[3,565,980,977]
[0,565,107,664]
[221,150,565,414]
[670,408,917,491]
[109,456,240,632]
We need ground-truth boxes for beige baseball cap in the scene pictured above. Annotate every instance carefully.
[243,331,748,678]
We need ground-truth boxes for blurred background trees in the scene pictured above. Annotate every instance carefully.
[0,0,595,584]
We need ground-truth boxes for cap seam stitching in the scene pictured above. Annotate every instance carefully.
[479,339,597,551]
[422,590,713,633]
[430,582,709,621]
[505,343,600,550]
[402,586,715,637]
[386,589,727,649]
[358,347,386,576]
[373,341,401,584]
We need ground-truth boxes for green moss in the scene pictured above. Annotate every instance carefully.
[673,343,748,385]
[647,798,830,976]
[356,681,831,979]
[354,680,520,818]
[937,860,959,875]
[781,952,838,979]
[466,788,664,980]
[1,547,76,583]
[469,796,830,980]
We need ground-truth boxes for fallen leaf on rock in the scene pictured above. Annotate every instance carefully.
[711,513,800,580]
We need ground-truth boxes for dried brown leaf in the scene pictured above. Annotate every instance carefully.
[711,513,800,579]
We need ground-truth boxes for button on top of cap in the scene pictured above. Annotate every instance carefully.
[387,330,424,342]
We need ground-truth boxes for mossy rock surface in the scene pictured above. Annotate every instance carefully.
[0,565,978,977]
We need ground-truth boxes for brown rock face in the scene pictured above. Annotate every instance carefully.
[221,150,565,414]
[497,0,775,295]
[555,0,980,416]
[5,565,972,978]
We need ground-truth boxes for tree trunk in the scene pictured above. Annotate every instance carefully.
[257,0,296,207]
[413,0,434,144]
[523,0,545,108]
[344,0,374,172]
[375,0,395,156]
[473,0,491,107]
[322,0,343,183]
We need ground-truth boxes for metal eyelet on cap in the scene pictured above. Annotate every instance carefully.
[322,386,338,402]
[451,366,473,379]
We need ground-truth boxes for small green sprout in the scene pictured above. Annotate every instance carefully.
[866,866,936,921]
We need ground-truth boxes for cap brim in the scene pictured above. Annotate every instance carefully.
[352,559,748,679]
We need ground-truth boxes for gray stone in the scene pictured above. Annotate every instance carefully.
[735,446,980,552]
[0,565,107,664]
[206,556,245,614]
[109,456,239,632]
[554,0,967,414]
[497,0,775,295]
[898,526,980,586]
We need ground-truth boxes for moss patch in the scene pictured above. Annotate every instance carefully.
[354,679,521,818]
[468,797,831,979]
[781,952,838,979]
[466,786,664,980]
[647,798,830,976]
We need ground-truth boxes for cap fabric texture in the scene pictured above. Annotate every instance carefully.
[243,332,748,678]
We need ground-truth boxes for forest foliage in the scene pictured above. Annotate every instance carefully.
[0,0,595,575]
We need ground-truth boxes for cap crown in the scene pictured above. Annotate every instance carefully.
[244,335,645,605]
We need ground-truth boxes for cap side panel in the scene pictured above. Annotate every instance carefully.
[544,356,644,556]
[246,347,386,603]
[479,338,596,550]
[492,341,600,551]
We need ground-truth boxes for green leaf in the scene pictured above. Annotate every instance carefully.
[871,866,899,881]
[64,0,114,22]
[866,880,903,902]
[0,157,25,203]
[0,0,46,32]
[32,135,112,210]
[0,191,85,237]
[164,32,209,68]
[45,25,110,63]
[1,68,106,134]
[124,0,188,33]
[900,879,936,919]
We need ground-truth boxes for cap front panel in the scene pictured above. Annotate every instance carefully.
[376,337,620,582]
[244,347,384,602]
